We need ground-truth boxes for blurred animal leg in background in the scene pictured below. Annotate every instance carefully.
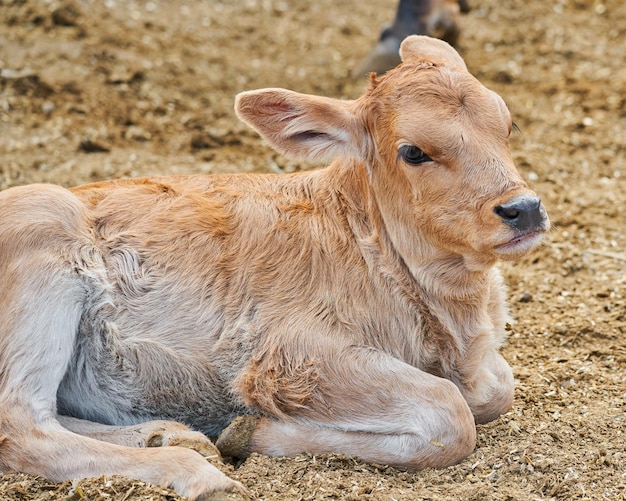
[352,0,470,77]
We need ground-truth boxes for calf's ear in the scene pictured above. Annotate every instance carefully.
[235,89,360,163]
[400,35,467,71]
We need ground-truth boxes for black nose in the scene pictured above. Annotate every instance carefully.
[494,195,545,232]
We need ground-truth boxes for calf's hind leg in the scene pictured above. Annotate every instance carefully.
[220,346,476,470]
[0,186,244,499]
[58,415,222,461]
[0,258,243,498]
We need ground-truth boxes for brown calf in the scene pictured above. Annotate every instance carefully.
[0,36,548,499]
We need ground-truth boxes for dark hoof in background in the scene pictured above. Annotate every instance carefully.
[352,35,402,78]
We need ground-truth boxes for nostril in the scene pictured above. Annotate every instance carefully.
[494,204,520,220]
[495,195,543,231]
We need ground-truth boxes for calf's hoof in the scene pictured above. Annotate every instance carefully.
[215,416,258,460]
[147,429,222,462]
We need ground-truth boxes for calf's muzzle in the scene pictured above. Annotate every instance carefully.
[494,194,545,233]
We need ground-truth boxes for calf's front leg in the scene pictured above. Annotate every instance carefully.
[454,272,515,424]
[454,349,514,424]
[219,346,477,470]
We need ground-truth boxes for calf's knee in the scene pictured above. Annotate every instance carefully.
[463,356,515,425]
[403,380,477,470]
[431,387,477,467]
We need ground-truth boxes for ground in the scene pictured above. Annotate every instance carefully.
[0,0,624,499]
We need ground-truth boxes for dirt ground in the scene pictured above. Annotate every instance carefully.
[1,0,625,499]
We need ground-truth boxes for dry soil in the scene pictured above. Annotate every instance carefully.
[0,0,624,499]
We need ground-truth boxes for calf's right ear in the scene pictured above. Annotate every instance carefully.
[235,88,361,164]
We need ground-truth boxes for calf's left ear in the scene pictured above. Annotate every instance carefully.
[400,35,467,71]
[235,88,361,163]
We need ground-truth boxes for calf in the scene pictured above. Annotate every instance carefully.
[0,36,548,499]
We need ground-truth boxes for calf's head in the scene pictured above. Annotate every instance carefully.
[235,36,549,270]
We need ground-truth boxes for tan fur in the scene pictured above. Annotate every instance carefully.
[0,36,548,498]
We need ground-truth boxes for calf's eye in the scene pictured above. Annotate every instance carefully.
[399,145,432,165]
